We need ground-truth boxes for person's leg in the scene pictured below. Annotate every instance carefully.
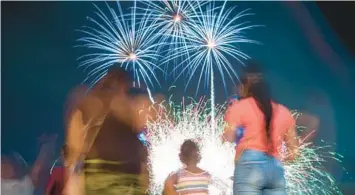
[233,162,265,195]
[262,188,287,195]
[263,159,287,195]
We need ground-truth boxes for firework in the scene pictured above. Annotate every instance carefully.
[283,142,342,195]
[77,2,163,89]
[146,100,342,195]
[137,0,205,76]
[146,98,234,194]
[162,1,259,130]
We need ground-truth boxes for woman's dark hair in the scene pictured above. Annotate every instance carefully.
[241,60,273,149]
[180,139,199,163]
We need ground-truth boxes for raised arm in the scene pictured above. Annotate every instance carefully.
[66,109,85,167]
[62,109,86,195]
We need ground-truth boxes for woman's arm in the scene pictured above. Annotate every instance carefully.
[222,102,241,143]
[222,126,237,143]
[163,173,177,195]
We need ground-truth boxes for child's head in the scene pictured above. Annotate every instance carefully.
[179,139,201,165]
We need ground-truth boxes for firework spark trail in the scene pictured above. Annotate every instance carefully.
[161,1,259,133]
[146,100,342,195]
[283,143,342,195]
[77,2,164,91]
[137,0,205,78]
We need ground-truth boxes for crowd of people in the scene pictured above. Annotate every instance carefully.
[2,61,302,195]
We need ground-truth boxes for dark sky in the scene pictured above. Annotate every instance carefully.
[317,2,355,55]
[1,1,355,183]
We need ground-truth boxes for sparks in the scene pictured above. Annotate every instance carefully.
[163,1,259,132]
[77,2,163,89]
[145,102,342,195]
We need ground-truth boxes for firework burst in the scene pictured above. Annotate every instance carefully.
[146,100,342,195]
[77,2,163,89]
[162,1,259,130]
[136,0,206,77]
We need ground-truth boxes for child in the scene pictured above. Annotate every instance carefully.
[163,139,211,195]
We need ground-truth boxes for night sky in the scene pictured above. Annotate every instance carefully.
[2,1,355,185]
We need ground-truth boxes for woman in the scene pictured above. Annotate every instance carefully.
[64,66,161,195]
[222,61,299,195]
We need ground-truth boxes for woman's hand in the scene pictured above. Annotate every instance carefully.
[222,126,236,143]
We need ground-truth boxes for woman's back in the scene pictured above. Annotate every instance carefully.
[225,97,295,159]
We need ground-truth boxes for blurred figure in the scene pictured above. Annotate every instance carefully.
[222,61,299,195]
[298,88,339,178]
[64,85,88,128]
[1,134,57,195]
[45,145,68,195]
[164,139,211,195]
[298,88,335,145]
[295,112,319,142]
[64,66,163,195]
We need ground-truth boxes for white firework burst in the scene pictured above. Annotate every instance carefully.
[137,0,206,77]
[162,1,259,131]
[77,2,163,89]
